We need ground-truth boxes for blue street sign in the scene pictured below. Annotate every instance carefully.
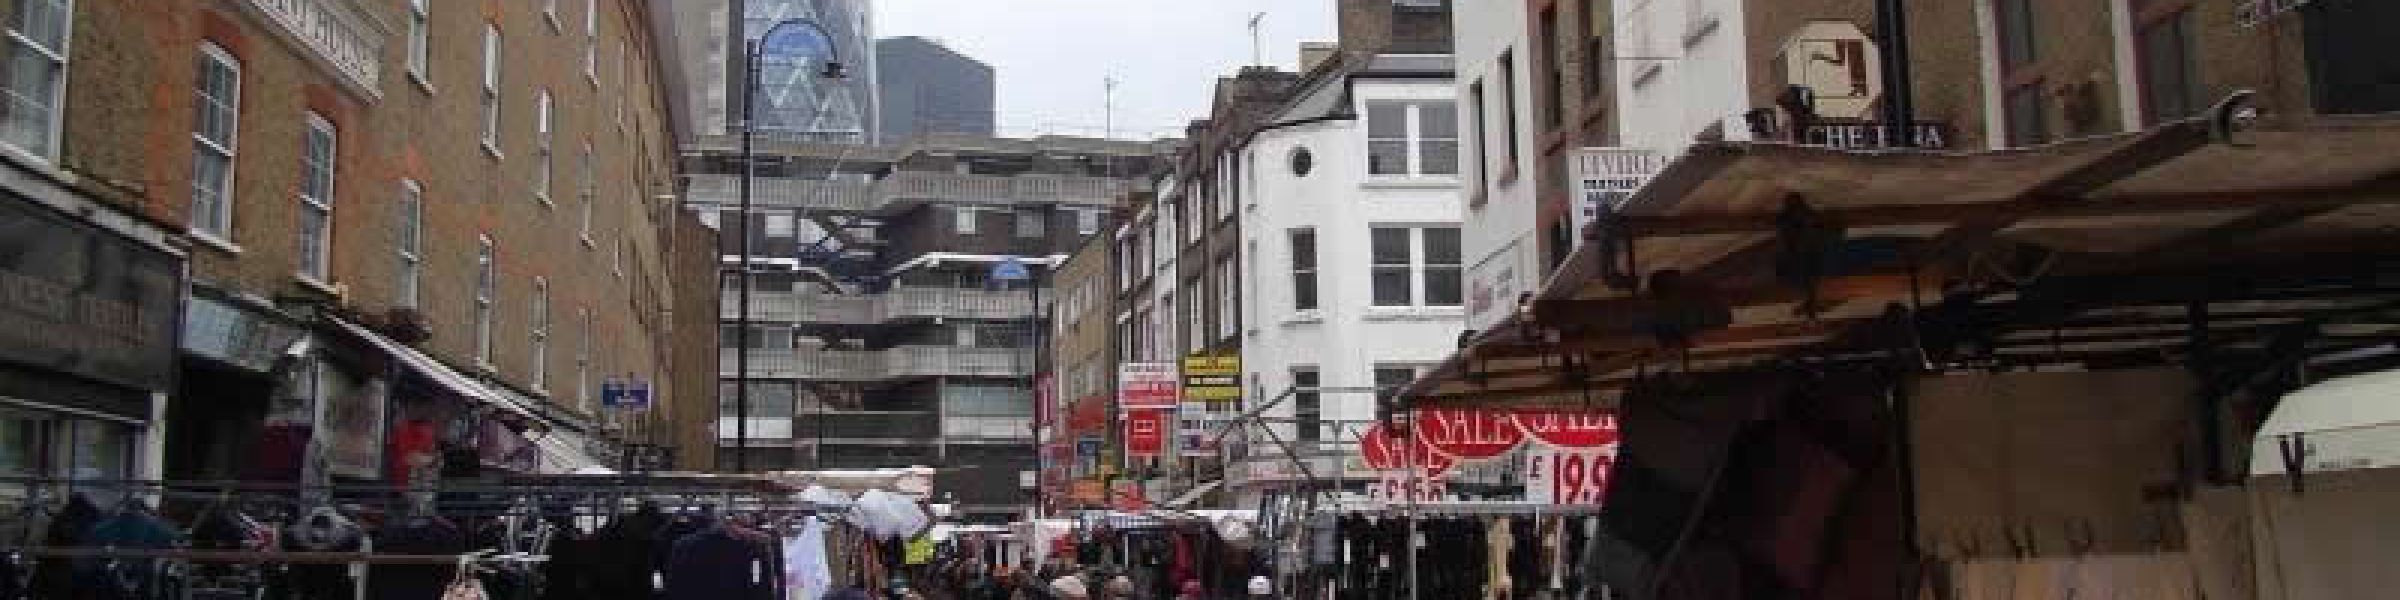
[991,257,1031,282]
[601,378,653,411]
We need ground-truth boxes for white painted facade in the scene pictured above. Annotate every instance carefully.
[1236,71,1464,503]
[1453,0,1541,333]
[1615,0,1755,155]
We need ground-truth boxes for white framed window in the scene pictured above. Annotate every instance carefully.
[575,307,592,409]
[474,236,496,367]
[480,24,501,153]
[1015,209,1045,238]
[298,114,336,282]
[1,0,72,160]
[530,277,549,390]
[953,206,978,234]
[1289,228,1318,311]
[405,0,429,83]
[1370,226,1463,307]
[1365,100,1460,176]
[396,180,423,307]
[1291,367,1321,442]
[583,0,598,84]
[190,43,240,240]
[534,88,552,202]
[579,143,595,239]
[1075,208,1100,235]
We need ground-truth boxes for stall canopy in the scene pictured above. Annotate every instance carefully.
[1400,109,2400,411]
[329,317,540,421]
[2252,366,2400,476]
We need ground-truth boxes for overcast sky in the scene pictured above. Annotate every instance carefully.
[871,0,1336,141]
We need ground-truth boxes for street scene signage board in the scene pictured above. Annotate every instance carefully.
[1118,362,1180,409]
[1181,355,1241,403]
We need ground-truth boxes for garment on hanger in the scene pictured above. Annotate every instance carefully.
[538,517,594,600]
[584,504,668,600]
[284,506,366,600]
[786,516,833,600]
[368,515,466,600]
[663,523,778,600]
[1486,516,1515,599]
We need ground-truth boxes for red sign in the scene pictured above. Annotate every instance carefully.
[1118,363,1180,409]
[1358,422,1455,476]
[1414,409,1527,460]
[1124,409,1168,458]
[1511,410,1621,449]
[1067,396,1110,433]
[1110,481,1148,511]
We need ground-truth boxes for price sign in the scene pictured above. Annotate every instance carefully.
[1522,444,1617,505]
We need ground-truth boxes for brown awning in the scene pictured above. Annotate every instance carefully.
[1401,111,2400,410]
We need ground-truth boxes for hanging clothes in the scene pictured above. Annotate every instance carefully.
[1486,516,1515,599]
[538,518,594,600]
[284,506,367,600]
[585,505,668,600]
[81,503,183,600]
[369,515,466,600]
[663,524,779,600]
[786,517,834,600]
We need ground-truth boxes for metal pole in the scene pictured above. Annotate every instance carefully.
[735,38,758,473]
[1875,0,1917,146]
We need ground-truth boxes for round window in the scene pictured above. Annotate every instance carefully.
[1289,146,1315,177]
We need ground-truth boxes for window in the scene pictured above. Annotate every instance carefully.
[396,180,423,307]
[474,237,496,367]
[1292,368,1321,442]
[1371,226,1463,307]
[1583,0,1607,96]
[954,206,978,234]
[1540,7,1563,129]
[2004,84,2048,147]
[2137,9,2203,124]
[576,308,592,408]
[531,277,549,390]
[298,114,336,281]
[1289,228,1317,311]
[1015,209,1045,238]
[1076,208,1101,235]
[1366,101,1460,176]
[1374,365,1420,403]
[579,143,595,238]
[1469,80,1489,191]
[535,89,553,201]
[481,24,501,151]
[1995,0,2037,70]
[1,0,70,159]
[191,44,240,239]
[1498,50,1520,170]
[583,0,598,83]
[2304,0,2400,114]
[406,0,429,82]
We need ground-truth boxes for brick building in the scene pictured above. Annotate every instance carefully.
[0,0,710,488]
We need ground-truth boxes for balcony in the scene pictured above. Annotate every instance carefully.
[237,0,387,99]
[722,345,1031,380]
[722,288,1035,324]
[683,172,1140,213]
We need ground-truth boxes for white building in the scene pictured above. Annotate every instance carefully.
[1614,0,1756,154]
[1235,53,1464,504]
[1454,0,1541,333]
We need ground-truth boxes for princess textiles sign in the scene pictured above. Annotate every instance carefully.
[0,193,179,395]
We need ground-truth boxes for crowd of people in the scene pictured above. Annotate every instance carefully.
[912,562,1274,600]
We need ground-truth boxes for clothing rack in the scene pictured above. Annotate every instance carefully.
[0,547,546,566]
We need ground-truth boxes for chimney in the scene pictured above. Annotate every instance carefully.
[1298,42,1338,72]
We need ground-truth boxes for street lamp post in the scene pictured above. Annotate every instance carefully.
[734,17,845,473]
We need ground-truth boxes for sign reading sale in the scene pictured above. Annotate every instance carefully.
[1523,444,1617,505]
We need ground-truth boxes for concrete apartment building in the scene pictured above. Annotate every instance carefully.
[683,132,1171,520]
[877,36,998,141]
[0,0,708,490]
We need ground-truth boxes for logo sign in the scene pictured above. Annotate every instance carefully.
[1800,121,1952,149]
[1523,444,1617,505]
[1124,409,1169,458]
[1414,409,1528,460]
[991,257,1032,282]
[1511,410,1621,449]
[1181,355,1242,403]
[1118,363,1181,409]
[1569,148,1668,248]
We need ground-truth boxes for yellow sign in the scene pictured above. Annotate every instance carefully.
[1182,355,1241,402]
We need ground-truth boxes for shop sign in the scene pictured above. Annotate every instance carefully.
[0,192,180,393]
[2237,0,2315,27]
[1124,408,1168,458]
[1176,401,1225,457]
[1800,121,1952,150]
[1523,444,1617,505]
[1415,409,1527,460]
[1118,362,1180,409]
[1511,410,1621,449]
[1181,355,1241,403]
[1568,148,1668,246]
[600,377,652,411]
[1465,239,1529,332]
[1070,479,1106,504]
[181,295,305,374]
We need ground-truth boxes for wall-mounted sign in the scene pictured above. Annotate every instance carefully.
[1414,409,1528,460]
[600,377,653,411]
[1800,121,1952,150]
[1181,355,1241,403]
[1568,148,1668,244]
[1124,408,1168,458]
[1511,410,1622,449]
[1118,362,1180,409]
[0,191,180,396]
[1779,21,1883,121]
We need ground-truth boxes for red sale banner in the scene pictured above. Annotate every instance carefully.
[1511,410,1621,449]
[1414,409,1526,460]
[1358,422,1455,476]
[1124,409,1168,458]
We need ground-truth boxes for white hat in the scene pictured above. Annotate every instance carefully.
[1247,575,1273,595]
